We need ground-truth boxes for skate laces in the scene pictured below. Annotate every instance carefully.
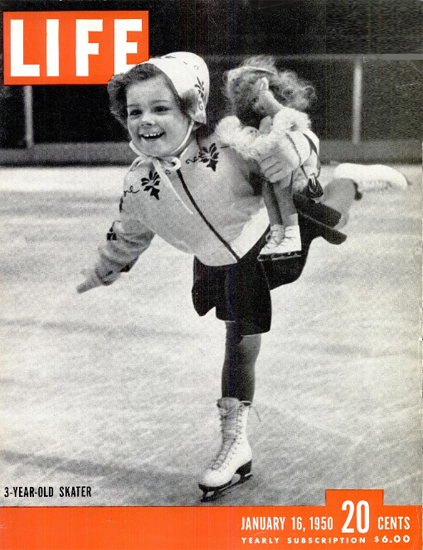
[282,225,300,242]
[362,180,390,191]
[208,402,249,470]
[219,401,261,422]
[265,227,284,247]
[209,401,260,471]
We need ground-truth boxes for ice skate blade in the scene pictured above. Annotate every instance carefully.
[258,251,302,262]
[199,460,253,502]
[199,473,253,502]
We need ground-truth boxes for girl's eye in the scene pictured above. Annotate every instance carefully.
[128,109,141,117]
[155,106,170,112]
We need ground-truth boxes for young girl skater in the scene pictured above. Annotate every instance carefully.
[77,52,408,502]
[216,56,319,261]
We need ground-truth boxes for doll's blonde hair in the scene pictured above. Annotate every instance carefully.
[224,56,315,128]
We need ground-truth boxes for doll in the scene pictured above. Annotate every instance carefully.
[216,56,317,260]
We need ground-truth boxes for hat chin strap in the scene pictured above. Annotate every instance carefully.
[129,120,196,171]
[166,120,196,158]
[130,120,196,171]
[128,120,198,215]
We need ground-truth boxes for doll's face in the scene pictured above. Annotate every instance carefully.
[231,74,271,127]
[248,79,268,116]
[126,75,192,157]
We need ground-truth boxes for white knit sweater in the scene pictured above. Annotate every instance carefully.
[91,129,317,284]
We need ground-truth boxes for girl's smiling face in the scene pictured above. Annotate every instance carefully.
[126,75,192,158]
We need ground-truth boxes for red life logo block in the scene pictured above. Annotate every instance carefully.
[3,11,149,84]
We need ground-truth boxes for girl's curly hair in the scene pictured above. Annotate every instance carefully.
[107,63,195,128]
[224,55,316,128]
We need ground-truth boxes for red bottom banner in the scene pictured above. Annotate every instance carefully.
[0,490,421,550]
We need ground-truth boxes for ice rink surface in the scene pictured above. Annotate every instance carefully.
[0,164,421,507]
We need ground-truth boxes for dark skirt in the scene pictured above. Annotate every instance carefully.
[192,197,347,336]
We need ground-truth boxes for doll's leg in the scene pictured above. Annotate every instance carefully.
[262,180,283,226]
[259,181,285,253]
[199,322,260,499]
[273,178,298,228]
[258,177,302,260]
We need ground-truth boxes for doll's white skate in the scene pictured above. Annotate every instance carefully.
[258,224,302,261]
[199,398,253,502]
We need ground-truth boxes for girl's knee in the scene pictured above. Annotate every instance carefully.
[321,178,357,223]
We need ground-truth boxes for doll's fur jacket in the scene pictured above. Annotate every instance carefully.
[215,107,315,192]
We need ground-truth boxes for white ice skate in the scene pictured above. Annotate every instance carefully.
[333,163,409,194]
[258,224,302,261]
[199,397,252,502]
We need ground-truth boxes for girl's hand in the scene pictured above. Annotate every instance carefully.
[77,268,120,293]
[258,131,314,182]
[258,146,291,182]
[258,138,301,183]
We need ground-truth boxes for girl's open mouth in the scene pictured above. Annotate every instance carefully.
[141,132,165,140]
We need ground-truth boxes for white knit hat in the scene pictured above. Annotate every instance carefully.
[145,52,210,125]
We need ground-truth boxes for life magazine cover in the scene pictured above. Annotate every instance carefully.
[0,1,422,549]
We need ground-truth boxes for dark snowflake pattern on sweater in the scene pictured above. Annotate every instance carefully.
[199,143,219,171]
[123,185,140,198]
[186,143,219,172]
[141,170,161,200]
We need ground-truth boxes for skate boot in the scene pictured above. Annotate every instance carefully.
[258,224,301,261]
[333,163,409,194]
[199,398,252,502]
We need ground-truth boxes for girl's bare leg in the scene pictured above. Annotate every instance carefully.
[199,322,259,494]
[221,322,261,402]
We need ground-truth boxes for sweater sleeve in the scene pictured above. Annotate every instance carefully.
[94,217,155,280]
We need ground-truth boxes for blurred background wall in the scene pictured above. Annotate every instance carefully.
[1,0,422,164]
